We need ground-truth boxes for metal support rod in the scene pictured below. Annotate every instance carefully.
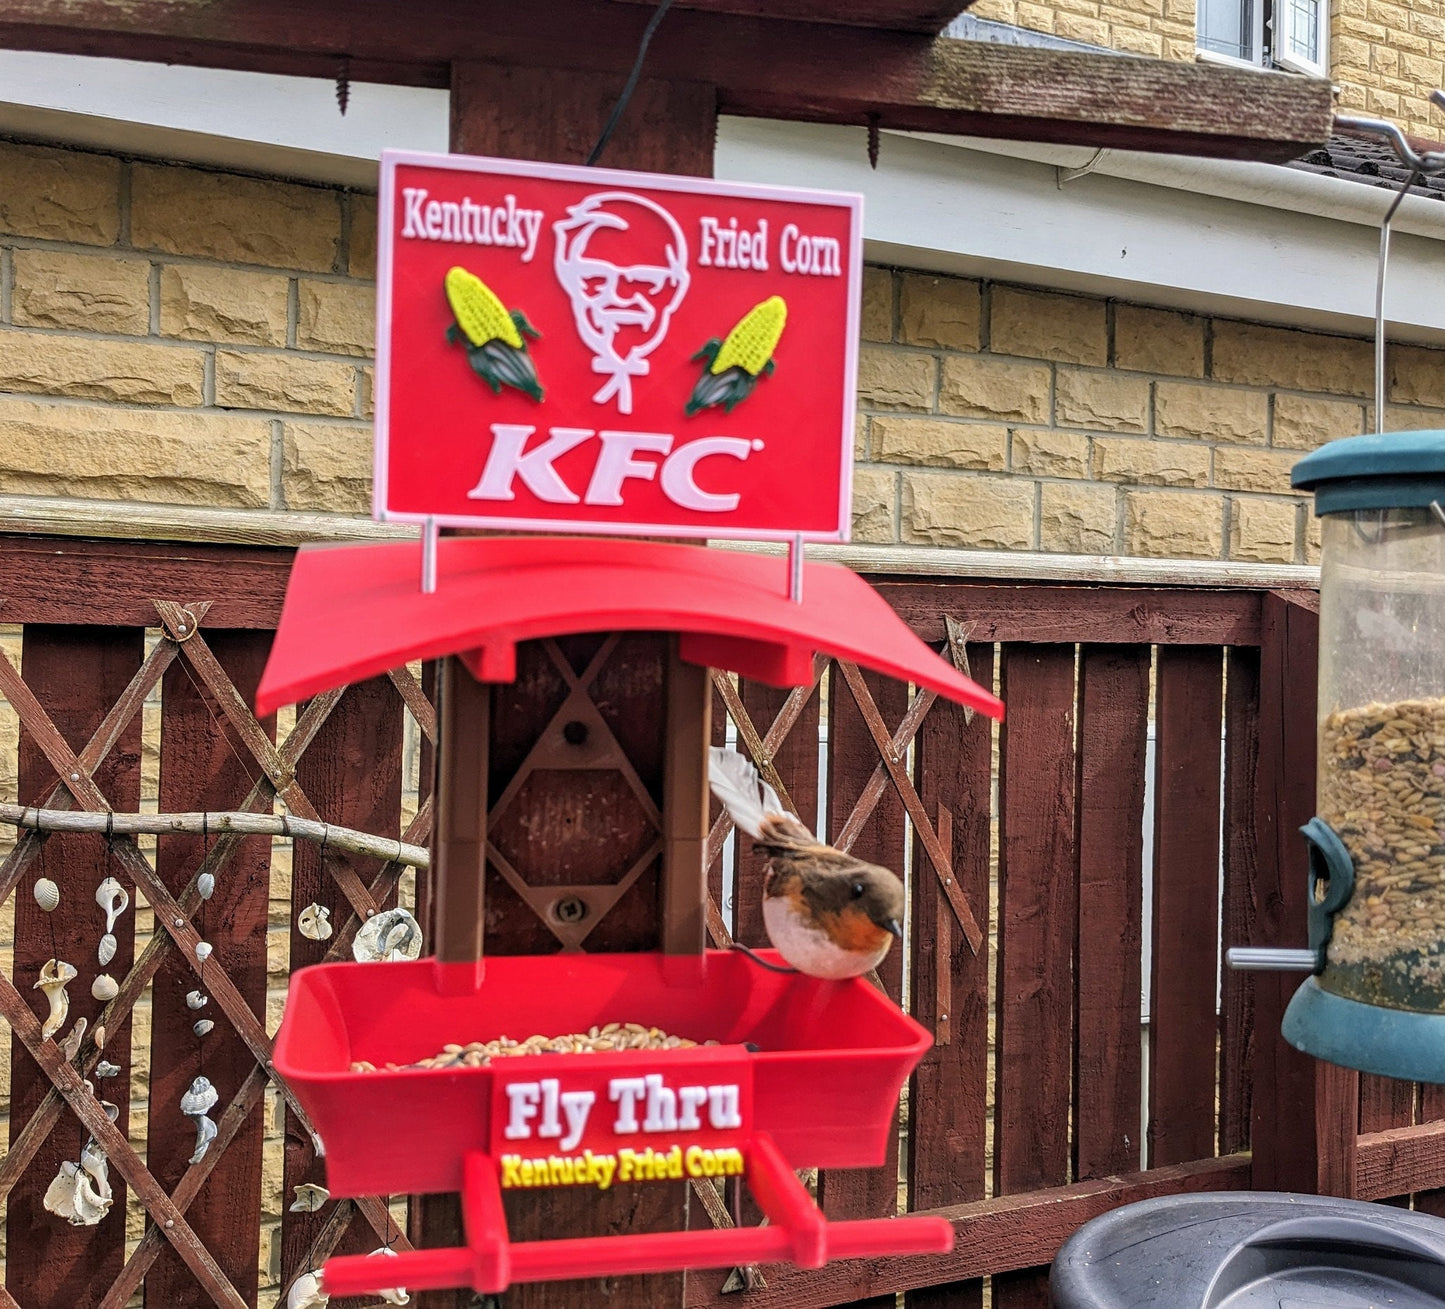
[1226,946,1319,971]
[421,515,438,594]
[788,533,804,603]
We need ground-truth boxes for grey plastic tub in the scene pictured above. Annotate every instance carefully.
[1051,1192,1445,1307]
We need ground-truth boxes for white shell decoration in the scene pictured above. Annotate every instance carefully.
[195,941,213,963]
[33,877,60,912]
[60,1017,88,1063]
[94,1060,121,1079]
[96,877,129,934]
[287,1271,329,1309]
[43,1140,113,1227]
[193,1019,214,1038]
[290,1183,330,1213]
[98,933,117,967]
[353,908,423,964]
[197,872,215,900]
[180,1075,218,1117]
[34,959,77,1041]
[186,990,208,1010]
[366,1248,410,1305]
[91,974,118,1002]
[189,1113,218,1165]
[93,1023,106,1050]
[298,904,333,942]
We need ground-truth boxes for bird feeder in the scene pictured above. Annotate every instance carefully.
[261,533,1002,1298]
[1277,431,1445,1081]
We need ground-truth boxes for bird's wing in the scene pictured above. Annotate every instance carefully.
[708,746,816,846]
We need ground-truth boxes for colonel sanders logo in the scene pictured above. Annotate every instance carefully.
[553,192,690,415]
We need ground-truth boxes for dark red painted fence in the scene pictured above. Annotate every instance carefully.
[0,537,1437,1309]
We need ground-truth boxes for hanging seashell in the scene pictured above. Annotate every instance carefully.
[188,1113,218,1165]
[91,974,118,1002]
[34,959,77,1041]
[94,1060,121,1079]
[60,1016,88,1063]
[33,877,60,912]
[100,1100,120,1124]
[97,933,117,967]
[180,1075,218,1117]
[193,1019,214,1038]
[93,1023,106,1050]
[366,1248,409,1305]
[44,1138,112,1227]
[195,941,212,963]
[298,903,333,942]
[197,872,216,900]
[287,1271,330,1309]
[289,1183,330,1213]
[353,908,423,963]
[186,990,208,1010]
[95,876,129,934]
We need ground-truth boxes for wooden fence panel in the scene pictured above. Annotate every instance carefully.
[145,632,273,1307]
[1219,647,1260,1156]
[1074,645,1149,1181]
[993,644,1077,1308]
[6,625,145,1308]
[905,644,993,1309]
[819,668,908,1309]
[1147,647,1224,1168]
[281,677,405,1297]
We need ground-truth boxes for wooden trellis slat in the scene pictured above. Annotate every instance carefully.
[6,625,144,1309]
[905,643,993,1309]
[144,629,274,1306]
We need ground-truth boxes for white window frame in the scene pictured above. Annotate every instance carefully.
[1195,0,1327,79]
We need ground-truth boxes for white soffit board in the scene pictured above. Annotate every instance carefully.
[715,117,1445,346]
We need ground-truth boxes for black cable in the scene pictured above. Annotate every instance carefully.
[585,0,676,167]
[727,941,797,974]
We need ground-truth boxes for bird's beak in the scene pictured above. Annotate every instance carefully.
[886,918,903,940]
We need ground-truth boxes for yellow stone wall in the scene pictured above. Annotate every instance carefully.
[0,139,377,516]
[855,267,1445,564]
[967,0,1198,60]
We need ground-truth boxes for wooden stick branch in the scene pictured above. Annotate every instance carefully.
[0,804,429,870]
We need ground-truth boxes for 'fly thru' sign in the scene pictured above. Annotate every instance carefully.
[374,150,862,542]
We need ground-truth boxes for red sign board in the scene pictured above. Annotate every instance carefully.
[489,1047,754,1190]
[375,150,862,542]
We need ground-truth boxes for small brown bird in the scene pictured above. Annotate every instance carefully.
[709,747,904,979]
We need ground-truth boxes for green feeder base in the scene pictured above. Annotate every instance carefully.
[1283,977,1445,1085]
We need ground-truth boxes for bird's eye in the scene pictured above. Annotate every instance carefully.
[851,881,864,898]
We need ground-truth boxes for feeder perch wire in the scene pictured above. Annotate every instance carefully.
[0,803,428,870]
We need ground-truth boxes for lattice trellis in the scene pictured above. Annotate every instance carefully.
[0,600,433,1309]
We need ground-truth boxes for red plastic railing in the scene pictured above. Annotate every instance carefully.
[318,1132,955,1297]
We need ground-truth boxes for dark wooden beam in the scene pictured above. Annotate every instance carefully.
[0,3,1332,162]
[1357,1121,1445,1201]
[608,0,970,35]
[683,1155,1250,1308]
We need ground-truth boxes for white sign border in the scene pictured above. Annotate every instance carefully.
[372,147,863,545]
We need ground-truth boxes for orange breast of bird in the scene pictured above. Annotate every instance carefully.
[780,882,892,954]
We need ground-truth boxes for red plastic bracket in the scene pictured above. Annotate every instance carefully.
[317,1133,954,1297]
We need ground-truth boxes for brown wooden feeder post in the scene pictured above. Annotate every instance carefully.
[411,59,718,1309]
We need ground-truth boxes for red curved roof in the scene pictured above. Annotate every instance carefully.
[255,536,1002,720]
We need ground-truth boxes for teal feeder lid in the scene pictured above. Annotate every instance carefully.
[1292,429,1445,514]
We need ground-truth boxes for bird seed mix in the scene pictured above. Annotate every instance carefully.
[350,1023,718,1072]
[1323,695,1445,993]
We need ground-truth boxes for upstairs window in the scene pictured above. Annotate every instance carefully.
[1197,0,1327,77]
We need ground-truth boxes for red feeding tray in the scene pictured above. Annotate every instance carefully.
[275,950,953,1296]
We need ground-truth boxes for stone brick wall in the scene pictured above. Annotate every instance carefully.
[967,0,1197,59]
[1333,0,1445,138]
[0,139,376,517]
[852,269,1445,563]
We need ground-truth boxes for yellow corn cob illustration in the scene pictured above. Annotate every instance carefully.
[711,296,788,376]
[445,267,524,348]
[443,266,543,401]
[687,296,788,415]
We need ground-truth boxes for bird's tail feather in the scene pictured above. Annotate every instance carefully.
[708,747,815,846]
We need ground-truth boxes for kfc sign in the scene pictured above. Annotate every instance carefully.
[375,151,862,541]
